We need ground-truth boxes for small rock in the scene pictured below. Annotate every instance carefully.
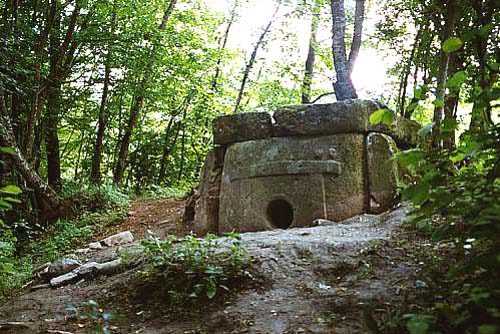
[101,231,134,247]
[75,248,90,254]
[88,241,104,250]
[50,272,78,287]
[75,262,101,277]
[45,258,81,279]
[415,280,428,289]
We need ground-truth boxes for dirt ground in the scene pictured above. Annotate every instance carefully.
[0,200,425,334]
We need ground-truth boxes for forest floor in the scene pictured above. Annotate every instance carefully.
[0,199,431,334]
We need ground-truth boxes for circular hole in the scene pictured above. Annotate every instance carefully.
[267,199,294,229]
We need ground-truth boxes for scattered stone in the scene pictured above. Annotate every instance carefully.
[75,248,90,254]
[50,272,78,287]
[101,231,134,247]
[49,258,124,288]
[88,241,104,250]
[44,258,81,280]
[30,283,51,291]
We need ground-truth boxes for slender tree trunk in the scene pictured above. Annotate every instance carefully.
[432,0,457,148]
[330,0,358,100]
[347,0,365,74]
[90,13,115,184]
[301,1,320,104]
[114,91,144,185]
[212,0,238,91]
[399,26,423,117]
[44,81,62,191]
[233,1,281,113]
[113,0,177,185]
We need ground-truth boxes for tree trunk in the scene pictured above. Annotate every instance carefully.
[113,0,177,185]
[301,1,320,104]
[347,0,365,74]
[44,81,62,191]
[330,0,358,100]
[212,0,238,92]
[432,0,457,148]
[90,12,116,184]
[0,94,62,219]
[233,1,281,113]
[114,92,144,185]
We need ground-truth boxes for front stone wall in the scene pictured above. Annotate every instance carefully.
[185,99,419,235]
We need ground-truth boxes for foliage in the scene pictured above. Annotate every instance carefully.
[140,234,251,304]
[394,124,500,333]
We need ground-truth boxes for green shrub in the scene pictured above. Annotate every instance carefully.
[393,124,500,333]
[140,234,251,303]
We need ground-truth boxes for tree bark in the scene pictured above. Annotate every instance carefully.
[90,11,116,184]
[0,94,62,219]
[330,0,358,100]
[212,0,238,92]
[233,1,281,113]
[432,0,457,148]
[44,81,62,191]
[113,0,177,185]
[301,1,320,104]
[347,0,365,75]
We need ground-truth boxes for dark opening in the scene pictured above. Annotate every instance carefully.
[267,199,294,229]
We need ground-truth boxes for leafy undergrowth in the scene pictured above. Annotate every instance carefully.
[0,184,130,300]
[378,123,500,333]
[112,234,256,323]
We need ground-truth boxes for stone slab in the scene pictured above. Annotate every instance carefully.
[366,133,398,213]
[212,100,420,148]
[186,146,225,236]
[213,112,273,145]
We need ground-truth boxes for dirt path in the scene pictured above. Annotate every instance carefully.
[0,201,423,334]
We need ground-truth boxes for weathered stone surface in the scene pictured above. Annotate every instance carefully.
[213,112,273,145]
[219,134,365,233]
[366,133,398,213]
[50,272,78,287]
[49,258,123,288]
[212,100,420,148]
[273,99,380,137]
[88,241,104,250]
[45,258,81,279]
[185,147,225,236]
[101,231,134,247]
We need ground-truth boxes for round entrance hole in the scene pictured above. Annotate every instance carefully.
[267,199,294,229]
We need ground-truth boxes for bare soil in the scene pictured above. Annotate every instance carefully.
[0,200,425,334]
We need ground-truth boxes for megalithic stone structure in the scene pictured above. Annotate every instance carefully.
[184,99,420,235]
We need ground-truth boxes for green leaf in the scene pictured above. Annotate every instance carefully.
[206,281,217,299]
[406,316,430,334]
[0,200,12,210]
[3,197,21,204]
[433,99,445,108]
[0,147,16,155]
[369,109,394,126]
[478,325,498,334]
[442,37,463,53]
[0,185,22,195]
[447,71,467,89]
[441,118,458,132]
